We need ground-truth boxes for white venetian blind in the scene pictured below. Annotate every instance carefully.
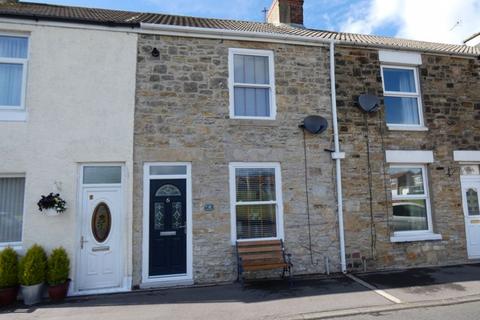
[0,177,25,243]
[235,168,277,239]
[0,35,28,108]
[233,54,271,117]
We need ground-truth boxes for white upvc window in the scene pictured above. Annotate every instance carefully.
[228,48,276,120]
[389,164,441,242]
[381,65,426,130]
[0,174,26,248]
[0,34,29,121]
[229,162,284,244]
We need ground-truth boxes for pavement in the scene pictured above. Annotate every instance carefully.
[326,300,480,320]
[2,263,480,320]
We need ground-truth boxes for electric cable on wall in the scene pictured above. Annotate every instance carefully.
[364,113,377,260]
[302,129,316,265]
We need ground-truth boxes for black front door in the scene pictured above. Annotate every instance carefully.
[149,179,187,276]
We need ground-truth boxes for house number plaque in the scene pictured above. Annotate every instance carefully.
[204,203,214,212]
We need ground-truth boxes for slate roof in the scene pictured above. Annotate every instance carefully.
[0,1,478,57]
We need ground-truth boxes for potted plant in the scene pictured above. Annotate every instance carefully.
[47,247,70,302]
[18,245,47,306]
[0,247,19,306]
[37,193,67,216]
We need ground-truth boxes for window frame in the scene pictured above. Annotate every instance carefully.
[0,33,29,112]
[389,164,435,238]
[229,162,284,244]
[380,65,426,130]
[0,173,26,249]
[228,48,276,120]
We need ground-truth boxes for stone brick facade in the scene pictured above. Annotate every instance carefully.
[335,47,480,271]
[133,32,480,286]
[133,34,340,285]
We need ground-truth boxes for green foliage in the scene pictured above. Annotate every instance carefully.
[0,247,19,289]
[18,244,47,286]
[47,247,70,286]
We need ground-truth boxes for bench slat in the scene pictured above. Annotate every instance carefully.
[237,240,283,247]
[243,259,285,266]
[240,253,284,261]
[243,263,287,271]
[237,245,283,254]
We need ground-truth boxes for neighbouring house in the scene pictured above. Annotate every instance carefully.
[0,0,138,294]
[0,0,478,295]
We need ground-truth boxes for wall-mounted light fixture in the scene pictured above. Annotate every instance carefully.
[151,48,160,57]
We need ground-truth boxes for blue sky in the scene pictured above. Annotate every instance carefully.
[26,0,480,44]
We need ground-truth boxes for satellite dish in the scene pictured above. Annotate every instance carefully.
[300,115,328,134]
[358,94,380,113]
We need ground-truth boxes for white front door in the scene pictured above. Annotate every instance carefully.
[78,186,123,291]
[461,178,480,259]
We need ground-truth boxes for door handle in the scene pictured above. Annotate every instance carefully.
[80,236,88,249]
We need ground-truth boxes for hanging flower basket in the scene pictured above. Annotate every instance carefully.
[37,193,67,216]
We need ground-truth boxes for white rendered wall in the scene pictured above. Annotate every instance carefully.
[0,21,137,290]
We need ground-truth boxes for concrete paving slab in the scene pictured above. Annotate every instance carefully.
[356,263,480,303]
[0,277,391,320]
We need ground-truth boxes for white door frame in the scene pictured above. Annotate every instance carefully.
[142,162,193,287]
[461,175,480,259]
[74,163,129,295]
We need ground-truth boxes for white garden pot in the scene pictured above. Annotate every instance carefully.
[21,283,44,306]
[43,208,61,216]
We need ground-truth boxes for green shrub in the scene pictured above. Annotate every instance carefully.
[0,247,19,289]
[47,247,70,286]
[18,244,47,286]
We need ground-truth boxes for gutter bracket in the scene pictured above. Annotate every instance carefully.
[331,152,345,160]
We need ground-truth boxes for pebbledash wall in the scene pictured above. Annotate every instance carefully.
[0,21,137,290]
[335,47,480,270]
[132,34,340,285]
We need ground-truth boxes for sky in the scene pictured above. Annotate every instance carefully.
[26,0,480,45]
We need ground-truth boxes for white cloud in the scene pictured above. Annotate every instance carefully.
[340,0,480,44]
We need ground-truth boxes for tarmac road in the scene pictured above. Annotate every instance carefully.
[330,300,480,320]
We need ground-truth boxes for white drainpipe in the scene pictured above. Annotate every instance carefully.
[329,41,347,273]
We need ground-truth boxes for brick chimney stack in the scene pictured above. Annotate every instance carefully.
[267,0,304,27]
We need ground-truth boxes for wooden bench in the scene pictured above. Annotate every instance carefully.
[236,239,293,286]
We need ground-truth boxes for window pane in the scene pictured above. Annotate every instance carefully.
[236,168,276,202]
[466,188,480,216]
[149,165,187,175]
[0,177,25,243]
[236,204,276,239]
[0,36,28,59]
[233,54,269,84]
[83,166,122,184]
[0,63,23,107]
[392,199,428,232]
[390,167,425,196]
[234,87,270,117]
[383,68,416,92]
[461,165,480,176]
[385,96,420,125]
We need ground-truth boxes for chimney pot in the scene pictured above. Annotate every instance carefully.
[267,0,304,27]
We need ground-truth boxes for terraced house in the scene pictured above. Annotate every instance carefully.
[0,0,478,295]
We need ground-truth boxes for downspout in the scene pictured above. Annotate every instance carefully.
[329,41,347,273]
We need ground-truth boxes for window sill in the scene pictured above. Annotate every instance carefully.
[387,125,428,132]
[0,244,24,252]
[390,233,442,243]
[0,110,27,122]
[228,118,278,127]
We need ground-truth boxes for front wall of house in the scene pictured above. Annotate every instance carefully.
[335,47,480,270]
[133,34,338,285]
[0,22,137,288]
